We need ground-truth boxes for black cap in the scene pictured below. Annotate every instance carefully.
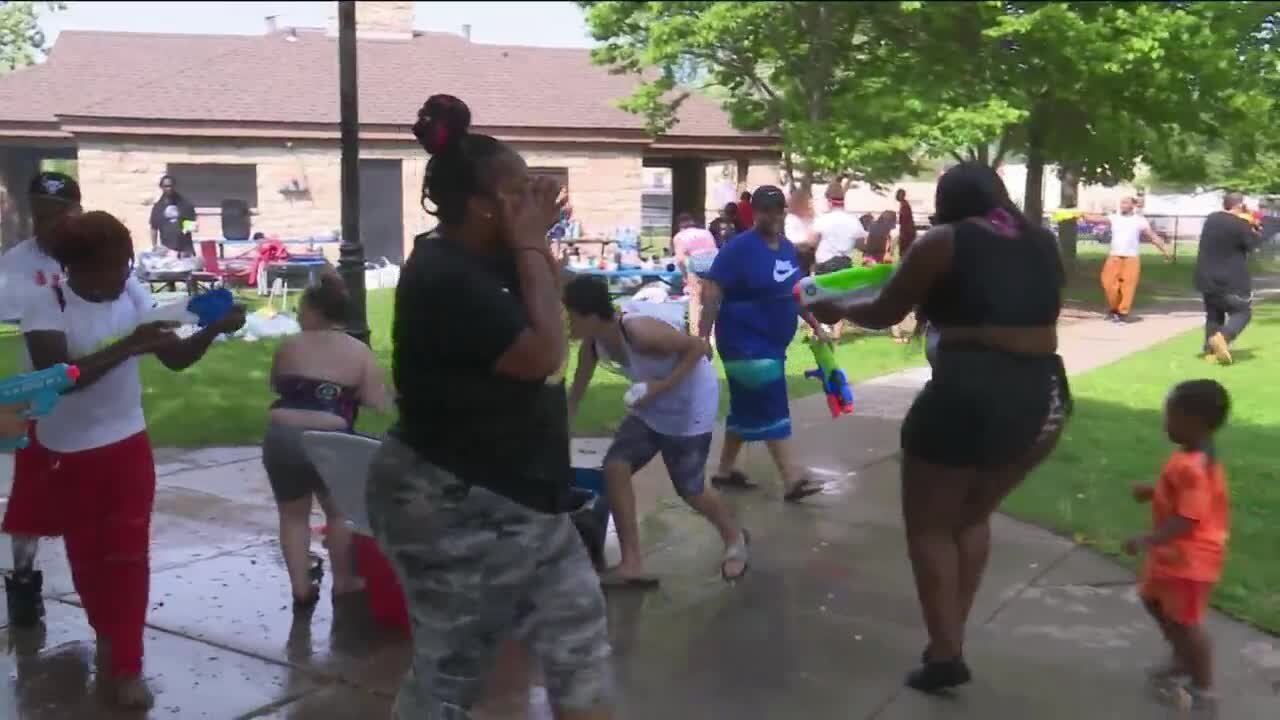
[751,184,786,211]
[28,172,81,204]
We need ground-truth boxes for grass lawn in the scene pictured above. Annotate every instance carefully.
[0,288,927,447]
[1004,301,1280,633]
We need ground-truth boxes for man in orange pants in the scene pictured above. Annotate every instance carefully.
[1087,197,1170,323]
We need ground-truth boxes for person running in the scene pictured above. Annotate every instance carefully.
[698,185,829,501]
[1194,191,1264,365]
[366,95,612,719]
[264,272,391,608]
[1084,196,1171,322]
[0,171,82,629]
[565,275,749,588]
[811,162,1070,693]
[1125,379,1230,714]
[812,180,866,276]
[21,210,245,707]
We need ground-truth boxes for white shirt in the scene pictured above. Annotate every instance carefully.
[813,210,868,264]
[20,280,156,453]
[0,238,63,324]
[784,213,813,246]
[1108,213,1150,257]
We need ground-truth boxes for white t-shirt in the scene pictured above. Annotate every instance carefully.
[784,213,813,246]
[20,280,156,453]
[0,238,63,324]
[813,210,868,264]
[1108,213,1150,257]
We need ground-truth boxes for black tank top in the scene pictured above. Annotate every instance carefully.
[921,220,1062,327]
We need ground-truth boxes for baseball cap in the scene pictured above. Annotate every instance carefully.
[28,171,81,204]
[751,185,787,211]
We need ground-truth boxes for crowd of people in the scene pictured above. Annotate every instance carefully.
[0,92,1252,717]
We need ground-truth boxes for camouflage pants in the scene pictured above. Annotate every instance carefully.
[366,435,613,718]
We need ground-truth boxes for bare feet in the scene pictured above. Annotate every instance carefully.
[108,674,155,710]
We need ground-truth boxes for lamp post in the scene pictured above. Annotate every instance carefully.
[337,0,370,344]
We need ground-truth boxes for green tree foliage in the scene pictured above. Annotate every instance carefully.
[0,2,62,72]
[579,1,928,187]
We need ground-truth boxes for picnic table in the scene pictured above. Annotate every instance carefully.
[206,235,339,260]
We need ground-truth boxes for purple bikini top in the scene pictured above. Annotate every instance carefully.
[271,374,359,428]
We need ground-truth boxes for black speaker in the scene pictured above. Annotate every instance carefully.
[221,199,251,241]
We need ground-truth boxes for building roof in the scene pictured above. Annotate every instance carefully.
[0,29,770,145]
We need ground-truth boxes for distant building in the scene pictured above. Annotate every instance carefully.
[0,3,778,256]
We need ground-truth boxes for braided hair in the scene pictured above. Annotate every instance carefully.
[412,94,509,225]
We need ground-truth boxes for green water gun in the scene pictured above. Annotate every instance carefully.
[794,263,893,309]
[804,336,853,418]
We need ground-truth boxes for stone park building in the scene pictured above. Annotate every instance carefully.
[0,2,779,259]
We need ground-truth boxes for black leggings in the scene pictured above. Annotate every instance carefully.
[1203,291,1251,347]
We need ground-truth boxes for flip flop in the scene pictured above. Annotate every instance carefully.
[599,569,661,591]
[783,477,824,503]
[711,470,758,490]
[721,529,751,582]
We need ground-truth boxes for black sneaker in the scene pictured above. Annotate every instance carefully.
[1104,311,1118,322]
[1113,313,1132,324]
[4,569,45,628]
[906,655,972,693]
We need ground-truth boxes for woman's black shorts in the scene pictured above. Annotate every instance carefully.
[902,344,1071,468]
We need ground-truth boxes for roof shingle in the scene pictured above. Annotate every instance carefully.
[0,29,758,139]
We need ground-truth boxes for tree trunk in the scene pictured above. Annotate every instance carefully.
[1023,110,1046,224]
[1057,163,1080,266]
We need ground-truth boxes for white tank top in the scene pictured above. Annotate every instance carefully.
[595,315,719,437]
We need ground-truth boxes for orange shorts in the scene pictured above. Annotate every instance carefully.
[1140,576,1213,626]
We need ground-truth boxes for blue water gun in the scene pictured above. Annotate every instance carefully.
[0,363,79,449]
[803,336,853,418]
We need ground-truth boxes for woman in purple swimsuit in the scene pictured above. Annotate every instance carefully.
[263,273,391,608]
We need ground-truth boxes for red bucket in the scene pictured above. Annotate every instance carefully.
[319,525,410,634]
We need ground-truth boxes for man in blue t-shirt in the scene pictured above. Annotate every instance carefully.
[697,185,828,502]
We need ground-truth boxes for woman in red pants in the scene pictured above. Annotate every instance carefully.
[19,211,245,708]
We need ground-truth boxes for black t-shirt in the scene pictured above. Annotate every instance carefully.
[1195,211,1262,295]
[149,193,196,253]
[390,230,573,514]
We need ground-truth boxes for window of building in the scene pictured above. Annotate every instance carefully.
[165,163,259,209]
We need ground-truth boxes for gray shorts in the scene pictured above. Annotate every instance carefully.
[604,414,712,497]
[262,422,328,502]
[366,435,613,717]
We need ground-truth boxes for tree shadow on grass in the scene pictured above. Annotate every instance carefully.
[1005,394,1280,635]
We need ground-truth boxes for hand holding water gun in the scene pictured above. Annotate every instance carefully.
[0,364,79,449]
[803,337,853,418]
[794,263,894,310]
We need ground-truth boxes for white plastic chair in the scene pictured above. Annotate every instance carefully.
[300,431,382,537]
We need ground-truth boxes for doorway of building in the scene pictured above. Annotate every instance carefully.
[359,159,404,264]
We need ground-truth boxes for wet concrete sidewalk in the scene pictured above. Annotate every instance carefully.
[1,305,1278,718]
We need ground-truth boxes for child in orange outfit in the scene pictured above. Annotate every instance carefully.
[1124,379,1230,712]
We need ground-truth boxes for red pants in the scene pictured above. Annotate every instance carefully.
[1,422,62,537]
[53,431,155,677]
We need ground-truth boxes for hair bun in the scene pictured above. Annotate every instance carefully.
[413,94,471,154]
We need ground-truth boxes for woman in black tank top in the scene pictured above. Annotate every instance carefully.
[811,163,1071,694]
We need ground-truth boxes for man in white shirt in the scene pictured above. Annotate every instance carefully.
[0,171,81,628]
[1086,196,1170,322]
[812,181,868,274]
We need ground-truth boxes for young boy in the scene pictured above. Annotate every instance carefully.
[1124,379,1231,712]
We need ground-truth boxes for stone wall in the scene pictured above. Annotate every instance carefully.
[355,1,414,37]
[75,137,645,256]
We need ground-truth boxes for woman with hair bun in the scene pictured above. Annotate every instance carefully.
[262,270,390,609]
[20,210,246,708]
[366,95,614,719]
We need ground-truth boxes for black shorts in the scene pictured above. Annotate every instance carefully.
[901,344,1071,468]
[261,422,329,502]
[815,255,854,275]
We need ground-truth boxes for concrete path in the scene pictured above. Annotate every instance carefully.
[2,301,1278,718]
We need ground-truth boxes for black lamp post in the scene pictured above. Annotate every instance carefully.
[337,0,370,344]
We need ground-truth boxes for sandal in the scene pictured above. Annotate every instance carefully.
[711,470,758,491]
[599,568,661,591]
[293,555,325,610]
[721,529,751,582]
[783,477,824,503]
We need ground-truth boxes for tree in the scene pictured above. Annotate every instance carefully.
[0,2,62,72]
[580,1,929,188]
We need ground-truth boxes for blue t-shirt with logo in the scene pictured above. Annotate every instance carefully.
[706,228,802,360]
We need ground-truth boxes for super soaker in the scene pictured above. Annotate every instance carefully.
[794,263,893,309]
[0,363,79,449]
[803,337,853,418]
